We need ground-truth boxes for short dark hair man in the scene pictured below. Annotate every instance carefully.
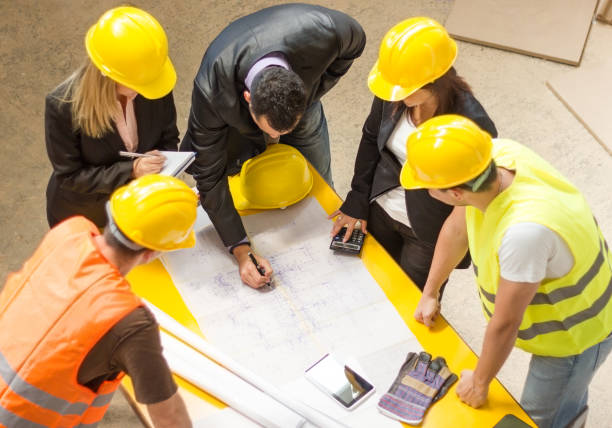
[0,175,197,427]
[404,115,612,427]
[180,4,366,289]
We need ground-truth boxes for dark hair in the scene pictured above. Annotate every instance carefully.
[423,66,472,115]
[456,160,498,192]
[103,227,146,258]
[250,67,307,132]
[393,67,473,116]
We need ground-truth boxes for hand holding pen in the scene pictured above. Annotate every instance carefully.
[232,245,273,289]
[248,252,272,289]
[119,150,166,178]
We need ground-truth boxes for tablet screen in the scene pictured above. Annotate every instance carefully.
[305,354,374,408]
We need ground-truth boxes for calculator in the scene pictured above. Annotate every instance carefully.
[329,227,365,254]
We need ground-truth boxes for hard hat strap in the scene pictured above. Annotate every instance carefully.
[105,203,145,251]
[465,162,492,192]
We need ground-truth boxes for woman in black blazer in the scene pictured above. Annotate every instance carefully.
[330,18,497,292]
[45,7,179,227]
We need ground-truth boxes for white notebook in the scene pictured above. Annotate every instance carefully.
[159,151,196,177]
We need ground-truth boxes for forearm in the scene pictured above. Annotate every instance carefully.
[422,209,468,297]
[340,98,383,219]
[147,392,191,428]
[473,317,519,387]
[201,181,248,247]
[52,160,134,194]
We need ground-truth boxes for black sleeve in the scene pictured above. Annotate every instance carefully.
[155,92,180,151]
[44,94,133,194]
[315,10,366,99]
[111,307,177,405]
[180,84,247,247]
[339,97,383,220]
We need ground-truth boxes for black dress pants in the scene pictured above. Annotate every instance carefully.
[367,202,448,296]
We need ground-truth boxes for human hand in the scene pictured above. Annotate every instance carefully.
[328,210,367,242]
[456,370,488,408]
[233,245,273,289]
[414,293,440,327]
[132,150,166,178]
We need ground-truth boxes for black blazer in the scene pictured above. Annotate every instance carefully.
[340,92,497,249]
[180,3,366,247]
[45,85,179,227]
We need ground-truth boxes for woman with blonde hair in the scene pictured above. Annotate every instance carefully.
[45,6,179,227]
[330,18,497,293]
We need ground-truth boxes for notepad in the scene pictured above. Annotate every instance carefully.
[159,151,196,177]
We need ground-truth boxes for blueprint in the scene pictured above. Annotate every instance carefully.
[161,197,422,421]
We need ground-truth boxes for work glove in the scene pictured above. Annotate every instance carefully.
[377,351,458,425]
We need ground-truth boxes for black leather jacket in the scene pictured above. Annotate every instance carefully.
[340,92,497,254]
[180,4,366,247]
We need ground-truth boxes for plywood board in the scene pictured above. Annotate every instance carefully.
[597,0,612,24]
[445,0,598,65]
[547,60,612,154]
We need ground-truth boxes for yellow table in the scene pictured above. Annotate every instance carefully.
[123,168,534,427]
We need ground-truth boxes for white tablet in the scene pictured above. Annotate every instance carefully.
[305,353,375,411]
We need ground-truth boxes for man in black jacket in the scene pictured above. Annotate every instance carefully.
[181,4,366,288]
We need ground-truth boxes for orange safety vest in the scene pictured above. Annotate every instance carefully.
[0,217,142,427]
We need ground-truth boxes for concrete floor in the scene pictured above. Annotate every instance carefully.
[1,0,611,427]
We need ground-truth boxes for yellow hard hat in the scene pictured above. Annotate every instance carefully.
[228,144,313,210]
[85,7,176,99]
[108,175,198,251]
[400,114,492,189]
[368,17,457,101]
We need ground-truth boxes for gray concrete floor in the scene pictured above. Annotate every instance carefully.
[1,1,611,427]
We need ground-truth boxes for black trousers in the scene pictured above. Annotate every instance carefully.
[368,202,448,296]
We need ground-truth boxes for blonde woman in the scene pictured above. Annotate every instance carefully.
[45,7,178,227]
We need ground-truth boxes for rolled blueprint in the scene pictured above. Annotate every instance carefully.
[145,300,349,428]
[161,331,305,428]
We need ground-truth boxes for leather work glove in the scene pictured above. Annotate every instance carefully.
[377,351,458,425]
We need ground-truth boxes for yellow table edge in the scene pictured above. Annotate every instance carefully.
[124,165,535,427]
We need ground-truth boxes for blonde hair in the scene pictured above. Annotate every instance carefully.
[57,60,119,138]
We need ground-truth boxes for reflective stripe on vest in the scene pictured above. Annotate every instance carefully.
[0,217,141,427]
[0,406,48,428]
[90,391,115,409]
[467,139,612,357]
[0,350,88,415]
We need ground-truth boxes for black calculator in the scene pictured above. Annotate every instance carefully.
[329,227,365,254]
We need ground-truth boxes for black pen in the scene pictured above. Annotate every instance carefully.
[248,251,272,288]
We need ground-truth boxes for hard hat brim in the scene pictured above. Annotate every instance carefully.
[171,229,196,250]
[399,162,427,190]
[367,60,419,102]
[130,57,177,99]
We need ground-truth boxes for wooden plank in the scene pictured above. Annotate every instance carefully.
[547,60,612,155]
[597,0,612,24]
[445,0,598,65]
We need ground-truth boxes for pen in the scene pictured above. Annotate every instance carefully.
[248,251,272,288]
[118,151,156,158]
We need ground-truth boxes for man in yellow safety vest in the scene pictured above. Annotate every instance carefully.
[404,114,612,428]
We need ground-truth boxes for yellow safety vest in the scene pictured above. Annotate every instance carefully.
[466,139,612,357]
